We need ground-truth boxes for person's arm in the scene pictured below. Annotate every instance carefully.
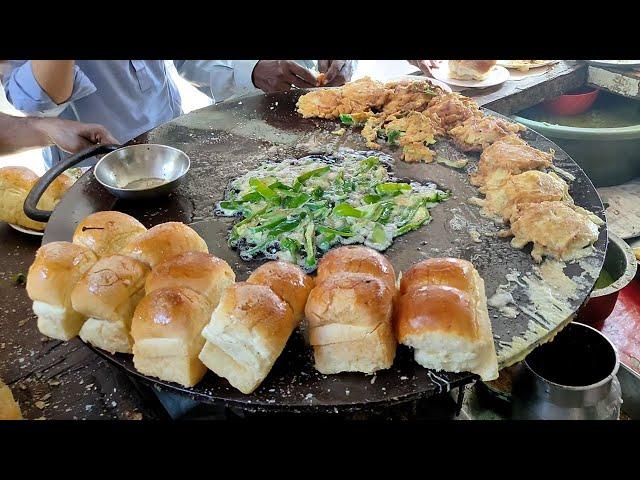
[317,60,357,86]
[2,60,97,116]
[0,113,118,155]
[174,60,319,102]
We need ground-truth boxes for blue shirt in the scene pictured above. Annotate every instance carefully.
[2,60,348,167]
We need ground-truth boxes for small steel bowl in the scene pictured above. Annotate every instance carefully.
[94,144,190,200]
[24,143,191,223]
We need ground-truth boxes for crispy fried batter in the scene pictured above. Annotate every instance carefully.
[362,114,386,149]
[382,79,443,115]
[449,115,526,152]
[424,92,482,132]
[402,142,435,163]
[296,77,388,119]
[479,171,570,221]
[384,111,438,146]
[507,201,601,263]
[470,136,554,191]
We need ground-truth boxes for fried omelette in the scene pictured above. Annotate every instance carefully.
[475,170,570,222]
[423,92,482,132]
[470,136,555,191]
[449,115,526,152]
[296,77,388,119]
[505,201,603,263]
[382,79,443,115]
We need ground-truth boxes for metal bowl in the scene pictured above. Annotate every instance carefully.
[576,232,637,327]
[94,144,190,200]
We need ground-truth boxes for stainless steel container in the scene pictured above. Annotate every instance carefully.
[511,322,622,420]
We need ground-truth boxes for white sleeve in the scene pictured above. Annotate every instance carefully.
[174,60,260,103]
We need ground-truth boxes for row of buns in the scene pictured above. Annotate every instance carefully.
[26,210,500,397]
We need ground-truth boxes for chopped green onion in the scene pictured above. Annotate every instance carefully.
[339,114,354,125]
[249,178,279,202]
[332,203,364,218]
[386,129,402,146]
[375,182,412,195]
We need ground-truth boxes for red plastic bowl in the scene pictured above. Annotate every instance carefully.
[542,88,599,116]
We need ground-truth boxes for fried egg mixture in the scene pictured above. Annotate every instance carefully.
[216,151,449,271]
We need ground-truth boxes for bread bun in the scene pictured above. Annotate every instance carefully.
[400,257,474,295]
[0,166,73,231]
[131,287,211,387]
[246,261,313,322]
[71,255,150,354]
[316,245,396,291]
[394,259,498,381]
[449,60,497,81]
[73,211,147,258]
[26,241,98,340]
[146,251,235,308]
[199,282,296,394]
[123,222,208,268]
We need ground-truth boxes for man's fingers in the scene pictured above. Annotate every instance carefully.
[286,62,318,87]
[324,60,346,83]
[317,60,330,73]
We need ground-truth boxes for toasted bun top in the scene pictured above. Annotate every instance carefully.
[72,211,147,258]
[305,272,393,329]
[26,241,98,306]
[395,285,479,341]
[213,282,296,343]
[145,251,235,307]
[316,245,396,291]
[70,255,150,322]
[123,222,208,268]
[131,287,212,344]
[246,261,313,323]
[400,258,474,295]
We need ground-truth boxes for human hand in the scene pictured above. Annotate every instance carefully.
[407,60,441,77]
[252,60,318,93]
[317,60,354,87]
[34,117,119,153]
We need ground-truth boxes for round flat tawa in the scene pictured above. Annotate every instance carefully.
[42,90,607,412]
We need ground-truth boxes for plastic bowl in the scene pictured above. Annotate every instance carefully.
[542,88,599,116]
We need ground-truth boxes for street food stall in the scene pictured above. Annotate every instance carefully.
[1,60,638,420]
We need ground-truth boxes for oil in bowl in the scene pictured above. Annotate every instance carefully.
[123,177,167,190]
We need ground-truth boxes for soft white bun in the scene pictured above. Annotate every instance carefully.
[199,282,296,394]
[0,166,73,231]
[72,211,147,258]
[246,261,313,322]
[305,272,396,374]
[71,255,150,354]
[26,241,98,340]
[131,287,211,387]
[123,222,208,268]
[145,251,235,309]
[449,60,497,81]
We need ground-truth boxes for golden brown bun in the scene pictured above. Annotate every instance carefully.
[27,241,98,307]
[449,60,497,81]
[316,245,396,291]
[26,241,98,340]
[131,287,211,387]
[0,166,73,231]
[199,282,296,394]
[400,258,475,295]
[246,261,313,322]
[71,255,150,354]
[72,211,147,258]
[72,255,150,322]
[313,322,396,374]
[305,272,394,330]
[145,251,235,308]
[395,285,478,340]
[394,264,498,381]
[123,222,208,268]
[0,379,22,420]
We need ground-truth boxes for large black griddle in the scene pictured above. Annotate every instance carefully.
[40,90,607,412]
